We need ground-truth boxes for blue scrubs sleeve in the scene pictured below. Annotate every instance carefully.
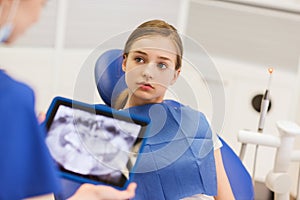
[0,72,61,200]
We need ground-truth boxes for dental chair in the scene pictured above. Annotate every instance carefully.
[94,49,255,200]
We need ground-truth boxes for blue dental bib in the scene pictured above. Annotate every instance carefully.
[124,101,217,200]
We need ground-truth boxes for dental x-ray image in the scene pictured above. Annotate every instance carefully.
[46,104,143,187]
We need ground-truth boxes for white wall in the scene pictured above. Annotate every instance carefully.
[0,48,95,111]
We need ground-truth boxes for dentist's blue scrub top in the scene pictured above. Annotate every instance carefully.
[0,70,60,199]
[125,102,217,200]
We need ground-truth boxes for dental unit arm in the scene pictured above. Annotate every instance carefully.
[238,121,300,200]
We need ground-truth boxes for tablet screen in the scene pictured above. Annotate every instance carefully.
[44,97,148,188]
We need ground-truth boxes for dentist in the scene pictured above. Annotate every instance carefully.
[0,0,136,199]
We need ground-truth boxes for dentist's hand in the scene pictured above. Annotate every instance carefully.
[37,112,46,123]
[68,182,137,200]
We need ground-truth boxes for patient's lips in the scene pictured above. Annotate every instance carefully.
[138,82,154,91]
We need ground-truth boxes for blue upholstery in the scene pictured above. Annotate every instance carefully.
[95,49,126,107]
[219,137,254,200]
[94,49,254,200]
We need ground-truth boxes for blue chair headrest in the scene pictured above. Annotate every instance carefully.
[94,49,127,107]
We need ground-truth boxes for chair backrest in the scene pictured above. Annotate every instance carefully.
[219,137,254,200]
[95,49,254,200]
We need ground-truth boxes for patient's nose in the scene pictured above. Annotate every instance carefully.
[141,63,154,79]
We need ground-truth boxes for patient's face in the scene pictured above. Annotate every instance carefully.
[122,36,179,106]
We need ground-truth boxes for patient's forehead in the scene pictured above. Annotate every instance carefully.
[130,36,178,59]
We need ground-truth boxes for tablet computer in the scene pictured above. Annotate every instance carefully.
[44,96,149,190]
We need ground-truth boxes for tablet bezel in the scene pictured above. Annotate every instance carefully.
[44,96,149,190]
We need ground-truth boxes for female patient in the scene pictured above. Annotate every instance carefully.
[0,0,136,199]
[112,19,235,200]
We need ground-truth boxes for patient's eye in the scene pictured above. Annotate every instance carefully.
[135,57,145,64]
[157,63,168,69]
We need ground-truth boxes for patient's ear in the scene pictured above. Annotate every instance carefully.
[122,54,127,72]
[170,69,181,85]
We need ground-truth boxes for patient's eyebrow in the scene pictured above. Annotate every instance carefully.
[158,56,172,62]
[131,50,147,56]
[132,50,172,61]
